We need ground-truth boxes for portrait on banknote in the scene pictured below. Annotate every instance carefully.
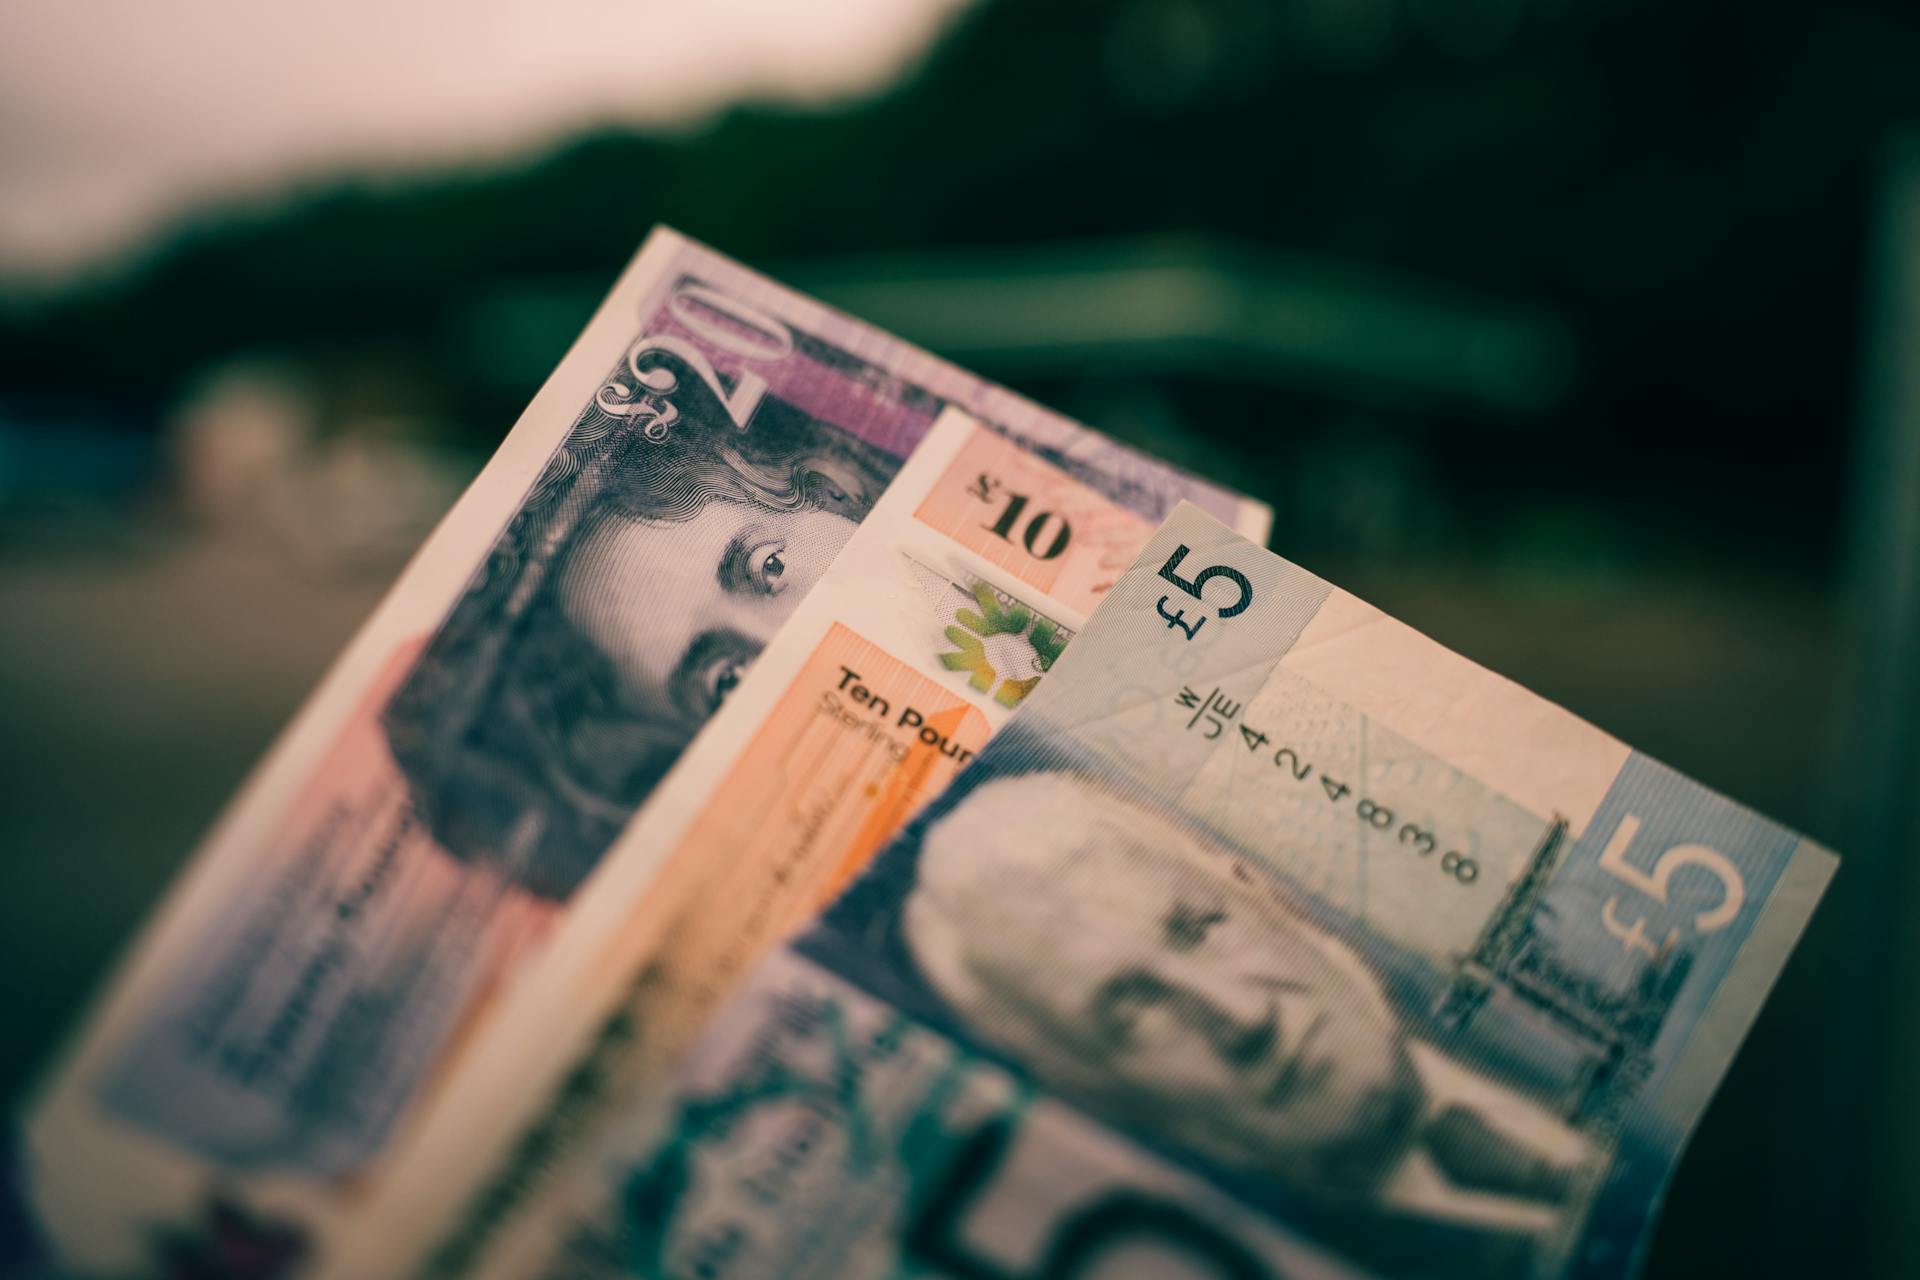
[802,742,1600,1275]
[382,340,897,902]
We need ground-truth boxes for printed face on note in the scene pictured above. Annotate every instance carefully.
[559,498,861,723]
[904,770,1422,1190]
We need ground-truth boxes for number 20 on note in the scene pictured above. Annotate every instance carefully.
[1155,544,1252,640]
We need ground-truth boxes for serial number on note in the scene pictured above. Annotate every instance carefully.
[1173,685,1481,885]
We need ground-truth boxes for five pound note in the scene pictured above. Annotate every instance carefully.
[537,501,1834,1280]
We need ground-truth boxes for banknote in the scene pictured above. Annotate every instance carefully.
[308,407,1158,1280]
[520,502,1836,1280]
[23,231,1269,1275]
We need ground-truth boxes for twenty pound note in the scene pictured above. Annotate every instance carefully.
[534,502,1835,1280]
[23,231,1267,1275]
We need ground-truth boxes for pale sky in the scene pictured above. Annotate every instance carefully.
[0,0,972,282]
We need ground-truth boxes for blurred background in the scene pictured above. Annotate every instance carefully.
[1,0,1916,1274]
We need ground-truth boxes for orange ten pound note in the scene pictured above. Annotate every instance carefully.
[326,408,1159,1280]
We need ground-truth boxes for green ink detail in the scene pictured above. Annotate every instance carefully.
[994,675,1041,707]
[939,627,997,692]
[956,582,1031,637]
[1028,618,1067,671]
[940,582,1072,705]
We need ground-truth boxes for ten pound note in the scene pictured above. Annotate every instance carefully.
[520,502,1835,1280]
[22,230,1268,1276]
[323,407,1160,1280]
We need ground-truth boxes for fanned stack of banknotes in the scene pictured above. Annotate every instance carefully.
[22,229,1836,1280]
